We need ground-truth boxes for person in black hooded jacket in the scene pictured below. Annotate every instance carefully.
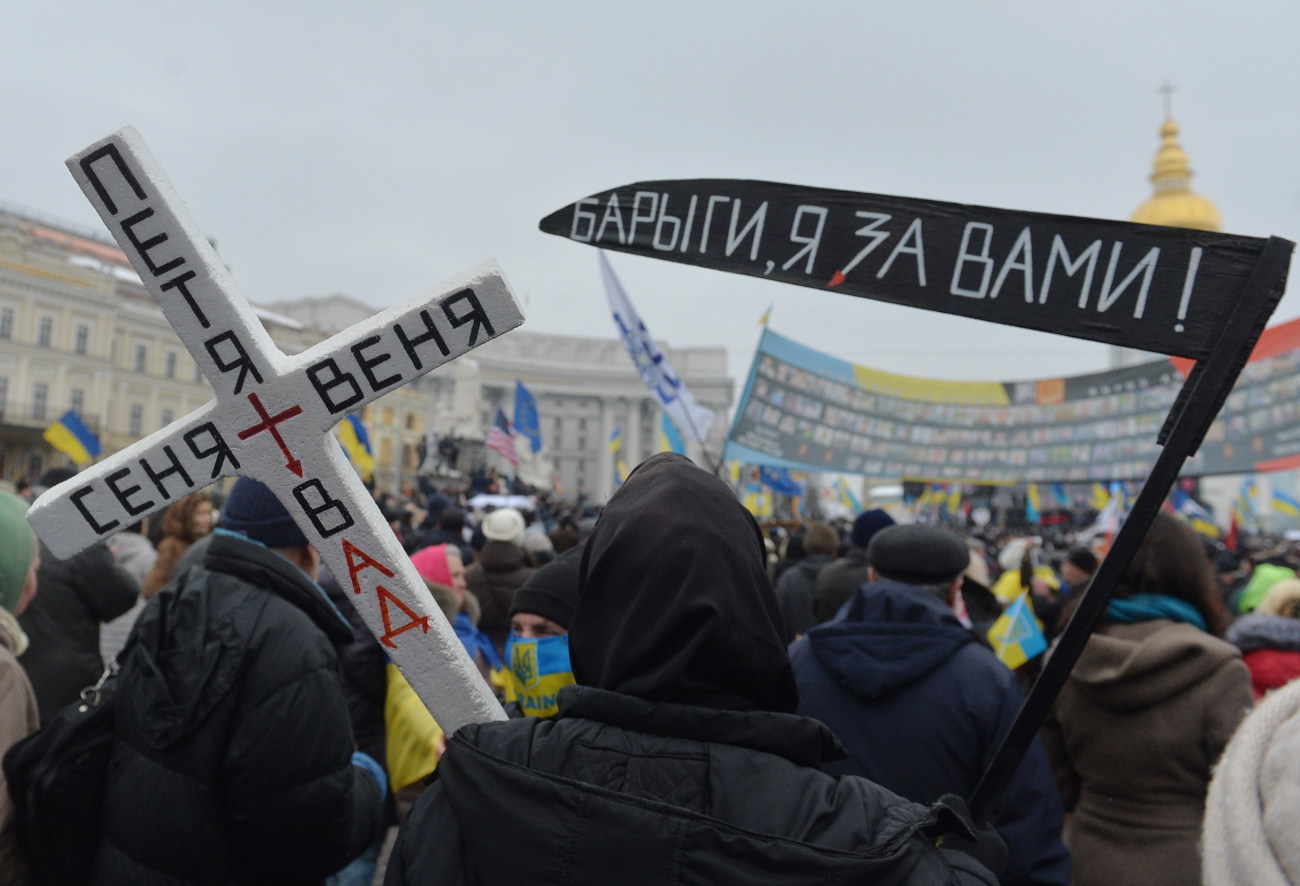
[789,523,1069,886]
[91,478,385,884]
[386,453,1001,886]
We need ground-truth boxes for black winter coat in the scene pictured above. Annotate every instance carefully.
[319,565,389,771]
[811,550,871,624]
[92,532,384,884]
[386,685,997,886]
[19,540,137,721]
[774,553,834,642]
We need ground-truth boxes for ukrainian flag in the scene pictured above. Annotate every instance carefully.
[1273,490,1300,518]
[503,635,576,719]
[338,413,374,481]
[1089,483,1110,511]
[1026,484,1041,524]
[945,484,962,515]
[987,591,1048,670]
[43,410,100,466]
[609,428,628,486]
[838,478,862,512]
[658,413,686,455]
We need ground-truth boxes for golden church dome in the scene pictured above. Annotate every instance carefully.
[1130,116,1222,231]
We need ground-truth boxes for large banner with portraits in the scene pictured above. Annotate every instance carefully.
[724,318,1300,483]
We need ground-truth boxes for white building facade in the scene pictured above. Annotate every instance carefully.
[0,206,733,503]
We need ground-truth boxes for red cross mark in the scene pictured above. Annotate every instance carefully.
[238,392,304,476]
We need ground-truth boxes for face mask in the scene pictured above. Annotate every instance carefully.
[504,633,575,718]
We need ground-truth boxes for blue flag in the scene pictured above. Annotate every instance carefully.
[760,465,803,497]
[513,380,542,453]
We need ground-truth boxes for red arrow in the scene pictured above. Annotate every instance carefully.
[237,392,304,476]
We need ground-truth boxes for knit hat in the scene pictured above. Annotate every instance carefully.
[411,544,456,586]
[1258,578,1300,620]
[33,466,77,497]
[1066,546,1099,575]
[220,478,308,548]
[1240,563,1299,614]
[851,508,895,549]
[482,507,525,545]
[510,547,581,630]
[868,524,970,585]
[523,528,554,556]
[0,492,35,612]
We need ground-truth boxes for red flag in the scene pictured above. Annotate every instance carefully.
[1226,510,1239,552]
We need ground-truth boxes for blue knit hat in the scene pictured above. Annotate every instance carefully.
[221,478,309,548]
[851,508,896,550]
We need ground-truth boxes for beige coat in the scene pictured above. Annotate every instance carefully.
[1041,620,1252,886]
[0,610,39,882]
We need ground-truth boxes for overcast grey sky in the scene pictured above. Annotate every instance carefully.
[5,2,1298,396]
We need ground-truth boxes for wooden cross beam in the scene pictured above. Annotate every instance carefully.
[27,127,521,733]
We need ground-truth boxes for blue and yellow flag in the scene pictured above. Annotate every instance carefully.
[1026,484,1042,524]
[1089,483,1110,511]
[338,413,374,481]
[945,483,962,515]
[658,413,687,455]
[503,635,576,718]
[1233,478,1259,525]
[837,477,862,512]
[987,591,1048,670]
[43,410,100,466]
[1172,488,1220,538]
[1273,490,1300,518]
[609,428,628,486]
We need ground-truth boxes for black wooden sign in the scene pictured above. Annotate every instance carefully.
[541,178,1294,824]
[540,179,1270,361]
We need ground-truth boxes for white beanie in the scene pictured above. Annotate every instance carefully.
[997,537,1033,572]
[482,507,525,546]
[1202,678,1300,885]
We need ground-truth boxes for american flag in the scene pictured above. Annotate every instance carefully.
[485,407,518,467]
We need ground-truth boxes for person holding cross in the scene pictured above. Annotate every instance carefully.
[385,453,1002,885]
[90,477,387,884]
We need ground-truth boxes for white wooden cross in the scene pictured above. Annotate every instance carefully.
[27,126,518,732]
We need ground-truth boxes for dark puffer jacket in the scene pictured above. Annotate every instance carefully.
[92,531,384,884]
[19,540,137,721]
[386,686,997,886]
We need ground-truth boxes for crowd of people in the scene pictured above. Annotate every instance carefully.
[1,459,1299,884]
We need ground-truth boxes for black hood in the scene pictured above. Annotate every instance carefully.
[808,580,974,699]
[573,453,798,713]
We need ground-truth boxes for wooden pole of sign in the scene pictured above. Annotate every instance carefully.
[970,236,1294,823]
